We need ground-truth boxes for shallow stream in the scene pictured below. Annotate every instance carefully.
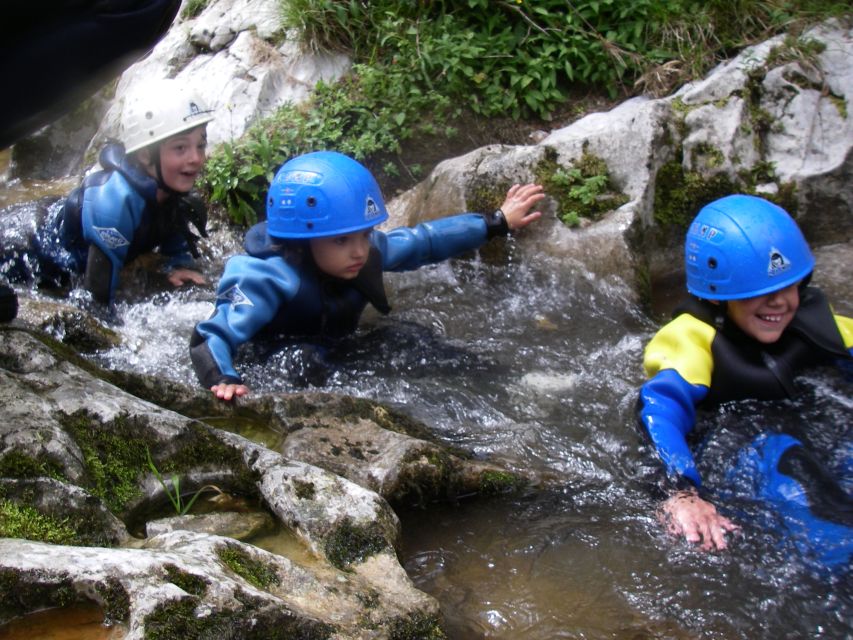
[1,185,850,637]
[91,238,853,638]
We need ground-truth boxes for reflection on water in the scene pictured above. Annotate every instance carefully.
[0,150,77,209]
[0,603,126,640]
[2,198,851,638]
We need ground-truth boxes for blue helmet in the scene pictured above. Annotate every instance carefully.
[266,151,389,239]
[685,194,814,300]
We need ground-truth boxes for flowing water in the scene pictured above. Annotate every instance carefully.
[2,190,851,637]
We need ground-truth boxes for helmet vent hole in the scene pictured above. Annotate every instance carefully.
[145,111,154,120]
[707,257,718,269]
[709,284,717,292]
[268,197,273,207]
[306,222,314,229]
[306,197,317,207]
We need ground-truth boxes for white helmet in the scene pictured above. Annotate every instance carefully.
[121,79,215,154]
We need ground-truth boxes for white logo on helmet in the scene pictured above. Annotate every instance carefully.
[93,226,130,249]
[183,101,213,122]
[218,285,254,309]
[767,247,791,276]
[280,170,322,186]
[364,196,382,220]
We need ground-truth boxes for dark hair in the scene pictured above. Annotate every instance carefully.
[272,238,311,267]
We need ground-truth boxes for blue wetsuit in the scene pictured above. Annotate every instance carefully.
[637,288,853,566]
[190,211,509,388]
[33,143,204,304]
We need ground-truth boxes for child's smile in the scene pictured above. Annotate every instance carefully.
[726,282,800,343]
[156,126,208,194]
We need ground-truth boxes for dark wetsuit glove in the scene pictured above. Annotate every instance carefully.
[484,209,510,239]
[0,284,19,323]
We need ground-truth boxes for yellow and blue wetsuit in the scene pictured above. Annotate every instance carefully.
[639,288,853,567]
[638,287,853,489]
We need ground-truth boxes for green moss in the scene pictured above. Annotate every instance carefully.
[143,596,334,640]
[58,410,149,514]
[0,499,80,545]
[159,422,255,489]
[652,160,736,229]
[323,518,389,571]
[388,612,447,640]
[738,160,777,185]
[829,93,848,119]
[95,577,130,624]
[293,480,316,500]
[690,141,725,169]
[163,565,209,598]
[533,145,628,228]
[465,178,513,220]
[670,97,691,115]
[217,544,280,590]
[0,569,78,624]
[143,598,215,640]
[766,34,826,69]
[181,0,210,19]
[0,451,65,482]
[478,470,527,496]
[392,448,453,506]
[57,409,258,519]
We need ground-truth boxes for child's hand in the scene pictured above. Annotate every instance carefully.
[210,383,250,402]
[660,490,740,551]
[500,183,545,231]
[168,268,207,287]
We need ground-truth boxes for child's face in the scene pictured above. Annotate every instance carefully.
[309,229,372,279]
[726,282,800,343]
[153,125,208,192]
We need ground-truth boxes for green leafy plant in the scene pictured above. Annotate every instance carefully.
[145,448,221,517]
[536,149,628,228]
[201,64,452,223]
[203,0,846,224]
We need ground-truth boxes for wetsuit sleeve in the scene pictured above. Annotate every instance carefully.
[80,172,147,303]
[189,255,299,387]
[638,313,715,488]
[371,214,495,271]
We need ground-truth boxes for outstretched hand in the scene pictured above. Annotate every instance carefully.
[500,183,545,231]
[168,268,207,287]
[660,490,740,551]
[210,383,250,402]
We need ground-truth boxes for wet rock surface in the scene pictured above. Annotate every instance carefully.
[0,325,534,636]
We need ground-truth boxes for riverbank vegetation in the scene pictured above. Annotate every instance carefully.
[202,0,849,224]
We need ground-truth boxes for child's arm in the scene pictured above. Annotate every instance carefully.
[373,183,544,271]
[189,255,297,399]
[158,194,209,287]
[638,314,716,486]
[80,172,148,304]
[639,314,739,549]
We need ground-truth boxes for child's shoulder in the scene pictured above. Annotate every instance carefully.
[649,311,717,350]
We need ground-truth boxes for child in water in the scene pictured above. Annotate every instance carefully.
[637,194,853,567]
[7,78,213,306]
[190,150,544,401]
